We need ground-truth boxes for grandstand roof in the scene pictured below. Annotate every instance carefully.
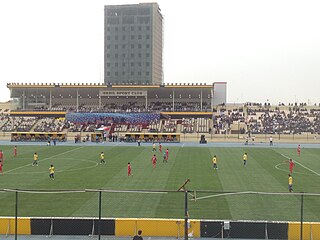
[7,82,215,89]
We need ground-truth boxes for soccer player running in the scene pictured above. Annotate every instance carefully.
[127,162,132,176]
[32,152,38,166]
[297,144,301,157]
[212,155,218,170]
[243,153,248,167]
[152,154,157,169]
[49,164,55,180]
[152,142,156,152]
[14,146,17,157]
[285,158,295,174]
[159,143,162,152]
[163,151,167,163]
[288,174,293,192]
[100,152,106,164]
[165,148,169,161]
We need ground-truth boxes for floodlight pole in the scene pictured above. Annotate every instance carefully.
[49,90,52,111]
[200,89,203,111]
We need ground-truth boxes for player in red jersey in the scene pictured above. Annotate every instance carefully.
[285,158,295,174]
[297,144,301,157]
[127,162,132,176]
[0,160,3,175]
[0,150,4,162]
[159,143,162,152]
[152,154,157,169]
[165,148,169,161]
[14,146,17,157]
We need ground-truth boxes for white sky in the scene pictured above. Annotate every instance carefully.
[1,0,320,105]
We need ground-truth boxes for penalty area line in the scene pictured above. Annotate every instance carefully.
[3,146,85,174]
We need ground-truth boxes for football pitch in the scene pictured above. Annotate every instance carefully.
[0,143,320,222]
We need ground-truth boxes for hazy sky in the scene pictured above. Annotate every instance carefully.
[1,0,320,104]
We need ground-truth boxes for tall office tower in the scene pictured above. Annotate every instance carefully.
[104,3,163,85]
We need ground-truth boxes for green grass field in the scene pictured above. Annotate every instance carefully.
[0,144,320,222]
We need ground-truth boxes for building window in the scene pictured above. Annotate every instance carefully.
[131,53,134,58]
[107,36,110,40]
[138,71,141,76]
[146,26,150,30]
[122,62,126,67]
[115,27,118,31]
[115,54,118,58]
[146,44,150,48]
[146,62,150,67]
[115,36,118,40]
[122,26,126,31]
[146,71,150,76]
[122,71,126,75]
[107,27,110,31]
[115,44,118,49]
[106,53,110,58]
[131,44,134,49]
[138,53,142,58]
[131,35,135,40]
[122,35,126,40]
[138,44,142,49]
[146,35,150,39]
[107,44,110,49]
[146,53,150,57]
[107,72,110,76]
[131,26,134,31]
[122,44,126,49]
[138,35,142,39]
[131,62,134,67]
[115,72,118,76]
[131,72,134,76]
[115,62,118,67]
[138,26,142,31]
[122,53,126,58]
[138,62,142,67]
[107,62,110,67]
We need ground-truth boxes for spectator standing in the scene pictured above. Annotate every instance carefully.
[269,136,273,146]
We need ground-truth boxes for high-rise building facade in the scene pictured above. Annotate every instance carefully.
[104,3,163,85]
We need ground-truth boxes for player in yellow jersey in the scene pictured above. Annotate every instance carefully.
[32,152,38,166]
[212,155,218,170]
[243,153,248,167]
[100,152,106,164]
[49,164,55,180]
[288,174,293,192]
[152,142,156,152]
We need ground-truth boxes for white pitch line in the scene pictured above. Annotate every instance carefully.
[3,146,85,174]
[281,154,320,176]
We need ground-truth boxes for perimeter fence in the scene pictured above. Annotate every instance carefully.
[1,189,320,240]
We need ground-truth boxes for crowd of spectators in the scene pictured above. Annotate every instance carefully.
[2,104,320,135]
[247,108,320,134]
[162,119,177,133]
[33,117,66,132]
[0,116,38,132]
[25,100,212,113]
